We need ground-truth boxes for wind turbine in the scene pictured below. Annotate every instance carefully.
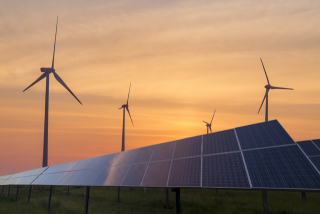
[258,58,293,122]
[203,109,216,134]
[23,17,82,167]
[119,83,134,152]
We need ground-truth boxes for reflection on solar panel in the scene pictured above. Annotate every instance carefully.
[203,129,239,155]
[297,141,320,156]
[236,120,295,150]
[243,145,320,189]
[202,152,250,188]
[2,120,320,192]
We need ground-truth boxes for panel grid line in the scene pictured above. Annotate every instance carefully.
[166,141,177,187]
[30,167,49,185]
[120,149,139,186]
[311,140,320,151]
[296,143,320,176]
[140,146,156,186]
[234,129,252,188]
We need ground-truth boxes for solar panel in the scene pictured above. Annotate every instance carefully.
[173,136,201,159]
[203,129,239,155]
[108,149,138,166]
[168,157,201,187]
[141,160,171,187]
[312,139,320,150]
[151,141,175,161]
[63,168,103,186]
[2,175,38,185]
[202,152,250,188]
[235,120,295,150]
[132,145,155,164]
[92,167,113,186]
[243,145,320,189]
[308,156,320,172]
[296,141,320,156]
[121,163,148,186]
[100,165,130,186]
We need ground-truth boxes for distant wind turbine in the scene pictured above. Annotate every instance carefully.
[119,83,134,152]
[203,109,216,134]
[23,17,82,167]
[258,58,293,122]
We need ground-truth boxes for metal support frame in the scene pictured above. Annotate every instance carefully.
[262,190,269,214]
[16,185,19,201]
[172,188,181,214]
[117,187,120,204]
[28,186,32,203]
[48,186,53,213]
[84,187,90,214]
[166,188,169,210]
[7,185,10,197]
[302,192,307,200]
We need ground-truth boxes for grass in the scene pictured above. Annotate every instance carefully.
[0,186,320,214]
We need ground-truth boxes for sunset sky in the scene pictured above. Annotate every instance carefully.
[0,0,319,176]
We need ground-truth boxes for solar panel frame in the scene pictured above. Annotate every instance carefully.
[311,140,320,150]
[296,141,320,156]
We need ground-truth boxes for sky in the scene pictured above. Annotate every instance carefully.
[0,0,319,176]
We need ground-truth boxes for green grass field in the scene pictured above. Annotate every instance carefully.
[0,186,319,214]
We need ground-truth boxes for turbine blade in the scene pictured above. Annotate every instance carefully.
[53,72,82,105]
[258,91,267,114]
[119,107,123,110]
[210,109,216,123]
[203,121,209,125]
[126,107,134,127]
[271,86,294,90]
[260,58,270,85]
[127,82,131,105]
[23,73,47,92]
[52,16,58,69]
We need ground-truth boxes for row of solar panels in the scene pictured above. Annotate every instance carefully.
[1,120,320,191]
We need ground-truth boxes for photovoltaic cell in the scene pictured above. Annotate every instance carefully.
[236,120,295,150]
[92,167,113,186]
[297,141,320,156]
[121,163,148,186]
[243,145,320,189]
[312,139,320,150]
[203,129,239,155]
[308,156,320,172]
[102,165,130,186]
[108,149,138,166]
[63,168,103,186]
[151,141,175,162]
[168,157,201,187]
[173,136,201,159]
[202,152,250,188]
[132,145,155,164]
[141,161,171,187]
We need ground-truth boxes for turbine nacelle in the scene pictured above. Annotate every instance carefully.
[265,85,271,89]
[41,68,55,73]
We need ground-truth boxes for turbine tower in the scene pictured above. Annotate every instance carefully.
[203,109,216,134]
[23,17,82,167]
[119,83,134,152]
[258,58,293,122]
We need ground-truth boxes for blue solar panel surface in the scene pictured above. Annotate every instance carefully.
[168,157,201,187]
[297,141,320,156]
[312,140,320,150]
[236,120,295,150]
[132,145,155,164]
[308,156,320,172]
[141,161,171,187]
[243,145,320,189]
[173,136,201,159]
[151,141,175,161]
[203,129,239,155]
[202,152,250,188]
[121,163,148,186]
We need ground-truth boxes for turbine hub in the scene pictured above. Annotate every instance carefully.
[41,68,55,73]
[265,85,271,89]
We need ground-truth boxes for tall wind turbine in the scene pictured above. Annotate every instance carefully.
[23,17,82,167]
[258,58,293,122]
[203,109,216,134]
[119,83,134,152]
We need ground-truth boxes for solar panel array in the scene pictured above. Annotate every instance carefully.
[1,120,320,191]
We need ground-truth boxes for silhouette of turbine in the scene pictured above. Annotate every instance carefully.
[203,109,216,134]
[258,58,293,122]
[119,83,134,152]
[23,17,82,167]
